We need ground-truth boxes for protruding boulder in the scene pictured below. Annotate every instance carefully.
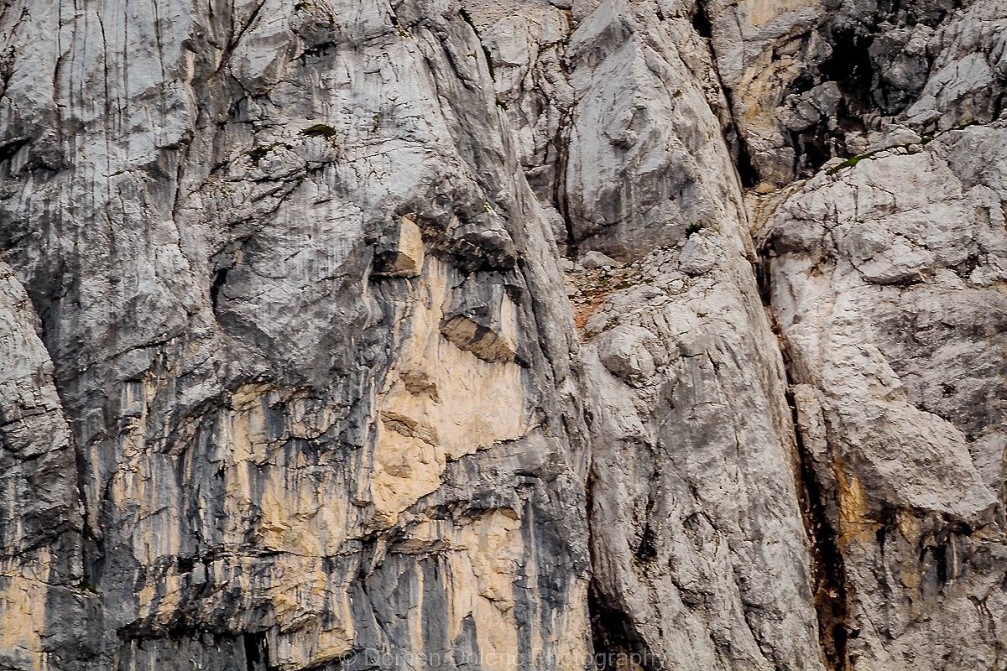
[373,215,425,278]
[580,250,623,270]
[440,276,522,364]
[595,324,656,385]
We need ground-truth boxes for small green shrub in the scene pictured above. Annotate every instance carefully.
[827,153,871,175]
[685,223,704,237]
[246,142,292,164]
[300,124,338,139]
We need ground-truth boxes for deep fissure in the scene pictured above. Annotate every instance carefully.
[756,251,849,671]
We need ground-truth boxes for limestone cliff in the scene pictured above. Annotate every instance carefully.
[0,0,1004,670]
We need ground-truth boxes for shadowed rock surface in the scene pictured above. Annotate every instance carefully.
[0,0,1005,669]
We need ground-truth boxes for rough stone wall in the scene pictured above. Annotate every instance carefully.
[0,1,590,668]
[1,0,1006,670]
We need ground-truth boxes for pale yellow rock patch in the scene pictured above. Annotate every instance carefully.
[400,511,525,669]
[371,257,527,525]
[740,0,821,28]
[0,554,51,671]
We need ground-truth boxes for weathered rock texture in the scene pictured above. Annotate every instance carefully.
[1,0,1005,670]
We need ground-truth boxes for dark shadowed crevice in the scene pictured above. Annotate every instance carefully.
[933,544,949,585]
[210,267,229,313]
[586,473,663,671]
[818,26,876,113]
[588,587,663,671]
[242,632,271,671]
[789,122,839,179]
[693,0,759,188]
[756,251,849,671]
[786,385,849,671]
[0,137,29,163]
[780,26,876,177]
[733,130,760,188]
[634,522,658,563]
[459,6,496,81]
[552,98,577,256]
[691,1,712,38]
[690,11,851,666]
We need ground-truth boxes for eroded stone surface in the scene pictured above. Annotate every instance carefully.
[0,1,588,668]
[3,0,1007,669]
[764,124,1007,668]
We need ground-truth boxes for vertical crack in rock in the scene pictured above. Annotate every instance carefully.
[710,5,853,659]
[786,380,851,671]
[459,6,496,81]
[209,267,228,313]
[569,2,828,669]
[241,632,269,671]
[691,1,713,39]
[793,419,849,668]
[758,240,849,671]
[788,392,850,671]
[586,473,661,671]
[552,100,576,256]
[693,0,759,189]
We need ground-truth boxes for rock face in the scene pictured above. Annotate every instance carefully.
[764,126,1007,669]
[0,0,1005,670]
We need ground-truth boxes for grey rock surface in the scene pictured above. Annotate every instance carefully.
[1,1,591,668]
[764,125,1007,669]
[1,0,1006,670]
